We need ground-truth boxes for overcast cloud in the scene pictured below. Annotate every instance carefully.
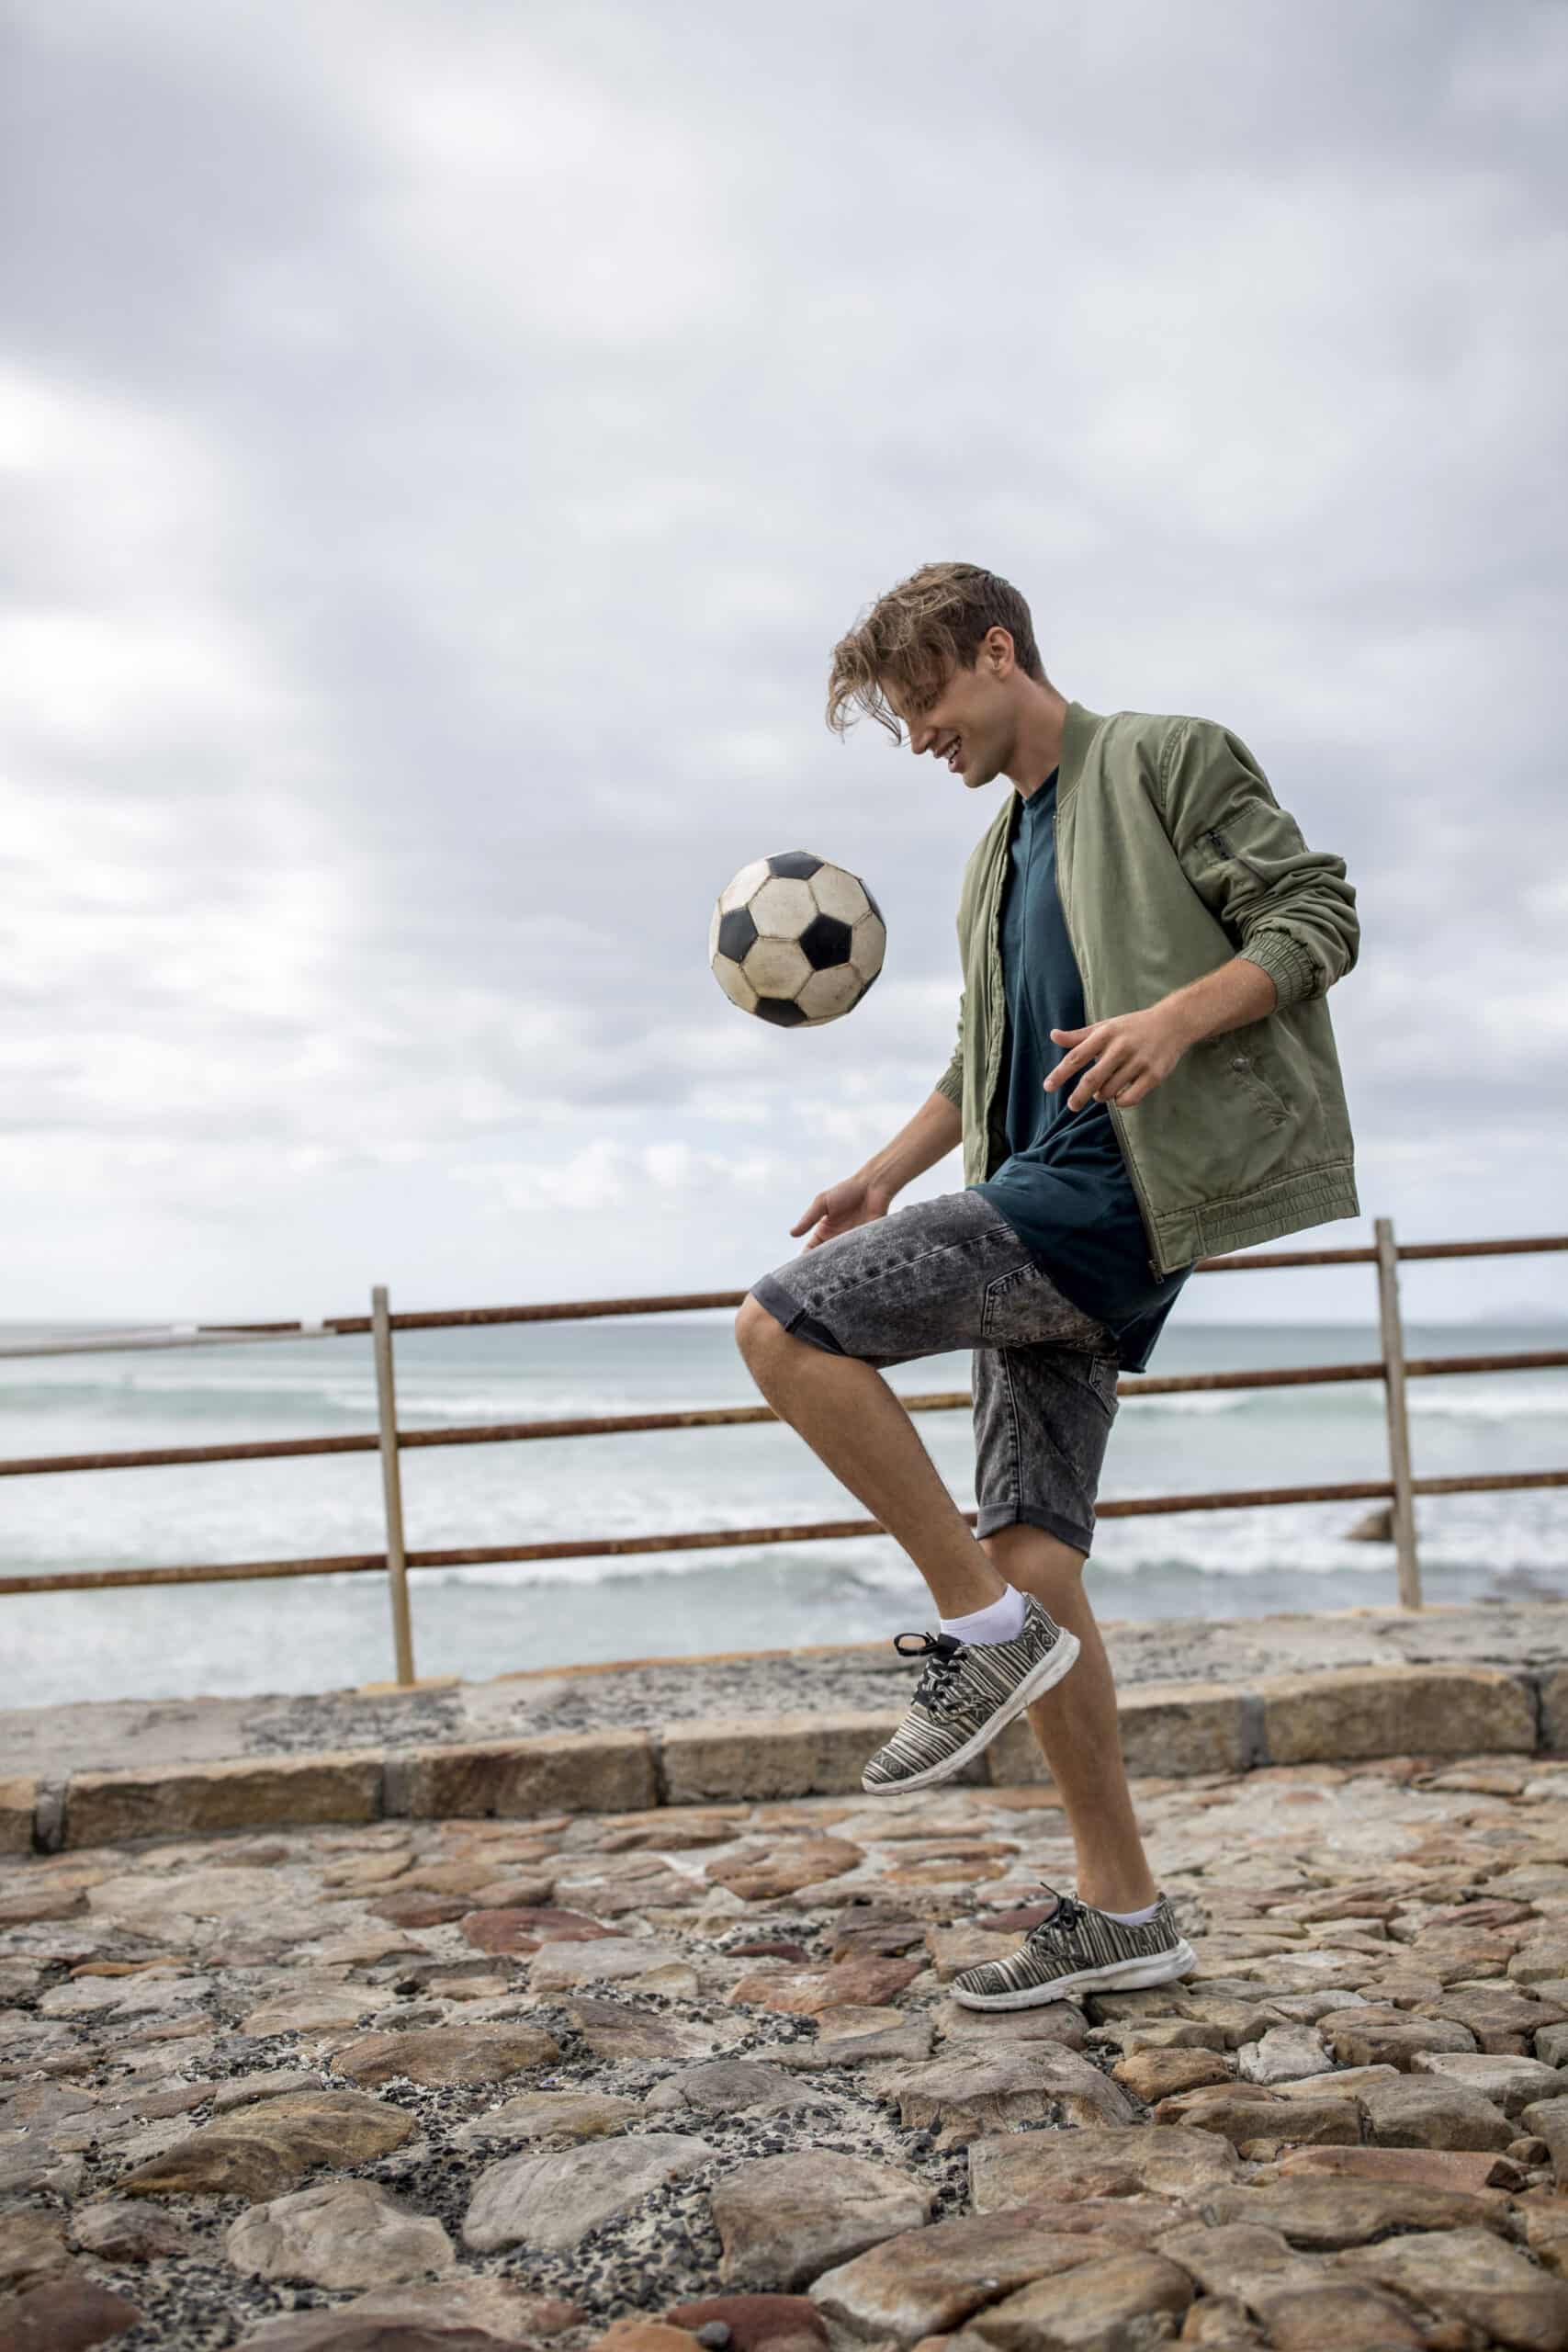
[4,0,1566,1329]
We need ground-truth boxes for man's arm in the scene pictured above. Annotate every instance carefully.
[859,1088,964,1203]
[1047,719,1357,1112]
[933,989,964,1111]
[1156,716,1360,1005]
[791,1089,961,1250]
[1158,953,1279,1040]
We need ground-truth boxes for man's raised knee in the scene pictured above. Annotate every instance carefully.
[734,1290,783,1364]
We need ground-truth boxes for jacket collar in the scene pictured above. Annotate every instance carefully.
[1058,700,1106,802]
[987,700,1106,848]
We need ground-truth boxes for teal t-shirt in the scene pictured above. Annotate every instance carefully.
[975,771,1191,1373]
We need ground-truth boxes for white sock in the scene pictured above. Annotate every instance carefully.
[940,1585,1026,1645]
[1100,1899,1161,1925]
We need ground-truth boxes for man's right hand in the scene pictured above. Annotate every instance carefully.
[789,1175,892,1251]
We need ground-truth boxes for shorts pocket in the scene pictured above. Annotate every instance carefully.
[1087,1352,1122,1417]
[980,1262,1043,1343]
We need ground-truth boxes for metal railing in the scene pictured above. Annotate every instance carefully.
[2,1219,1566,1685]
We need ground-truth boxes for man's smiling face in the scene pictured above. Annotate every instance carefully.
[886,633,1017,791]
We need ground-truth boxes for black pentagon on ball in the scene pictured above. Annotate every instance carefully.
[766,849,823,881]
[799,911,853,971]
[716,905,759,963]
[753,994,808,1027]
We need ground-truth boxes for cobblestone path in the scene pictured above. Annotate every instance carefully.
[7,1751,1568,2349]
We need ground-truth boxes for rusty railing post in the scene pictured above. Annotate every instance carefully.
[371,1283,416,1684]
[1374,1216,1422,1608]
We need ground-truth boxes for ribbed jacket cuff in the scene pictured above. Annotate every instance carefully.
[935,1064,964,1108]
[1239,927,1319,1008]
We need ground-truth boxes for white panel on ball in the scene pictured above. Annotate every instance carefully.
[707,903,723,963]
[719,858,771,914]
[851,911,887,979]
[742,935,812,996]
[712,955,758,1012]
[748,876,817,938]
[809,865,870,925]
[797,964,864,1023]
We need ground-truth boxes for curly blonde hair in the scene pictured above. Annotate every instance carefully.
[825,561,1046,741]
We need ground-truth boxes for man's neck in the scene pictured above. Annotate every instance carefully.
[1004,684,1069,799]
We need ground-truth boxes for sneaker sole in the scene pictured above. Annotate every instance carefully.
[861,1629,1081,1796]
[948,1936,1199,2011]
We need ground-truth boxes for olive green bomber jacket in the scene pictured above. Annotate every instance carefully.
[936,701,1360,1277]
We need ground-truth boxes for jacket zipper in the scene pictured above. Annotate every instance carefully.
[1055,793,1167,1285]
[981,801,1013,1171]
[1206,825,1270,888]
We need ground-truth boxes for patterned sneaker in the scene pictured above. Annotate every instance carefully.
[950,1884,1197,2010]
[861,1593,1079,1794]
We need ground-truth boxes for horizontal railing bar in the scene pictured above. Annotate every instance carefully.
[3,1348,1564,1481]
[2,1234,1565,1360]
[5,1465,1563,1596]
[0,1323,349,1362]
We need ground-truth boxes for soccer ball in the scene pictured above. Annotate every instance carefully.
[709,850,886,1026]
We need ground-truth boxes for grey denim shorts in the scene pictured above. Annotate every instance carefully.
[749,1187,1122,1557]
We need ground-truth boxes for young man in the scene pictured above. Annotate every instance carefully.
[735,562,1359,2010]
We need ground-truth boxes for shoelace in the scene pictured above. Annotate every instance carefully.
[894,1629,966,1720]
[1025,1886,1087,1950]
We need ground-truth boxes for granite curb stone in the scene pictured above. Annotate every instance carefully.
[1258,1662,1537,1763]
[62,1752,382,1848]
[0,1774,37,1856]
[385,1730,659,1821]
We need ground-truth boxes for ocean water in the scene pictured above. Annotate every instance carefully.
[1,1317,1564,1710]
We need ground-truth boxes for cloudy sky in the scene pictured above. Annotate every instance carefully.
[5,0,1566,1330]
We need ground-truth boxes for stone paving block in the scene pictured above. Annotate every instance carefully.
[1522,2094,1568,2186]
[1154,2219,1319,2305]
[1258,1663,1536,1766]
[1257,2282,1425,2349]
[0,1773,37,1855]
[964,2249,1195,2349]
[388,1730,658,1819]
[660,1713,904,1804]
[115,2090,414,2200]
[1357,2072,1514,2152]
[809,2210,1114,2344]
[876,2043,1136,2136]
[63,1753,382,1847]
[225,2177,455,2290]
[1409,2049,1564,2116]
[1,2277,143,2349]
[665,2297,825,2352]
[1199,2177,1504,2248]
[970,2124,1237,2208]
[465,2134,714,2255]
[236,2281,586,2347]
[1337,2224,1568,2348]
[712,2152,931,2290]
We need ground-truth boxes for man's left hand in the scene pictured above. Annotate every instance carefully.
[1046,1006,1191,1112]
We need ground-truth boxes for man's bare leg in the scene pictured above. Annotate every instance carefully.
[735,1295,1008,1622]
[982,1521,1158,1913]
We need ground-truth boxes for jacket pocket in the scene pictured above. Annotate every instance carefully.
[1223,1042,1290,1127]
[1204,823,1272,889]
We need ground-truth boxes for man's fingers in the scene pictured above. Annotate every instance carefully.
[789,1195,826,1238]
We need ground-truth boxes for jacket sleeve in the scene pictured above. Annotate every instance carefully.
[935,991,964,1105]
[1154,718,1359,1007]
